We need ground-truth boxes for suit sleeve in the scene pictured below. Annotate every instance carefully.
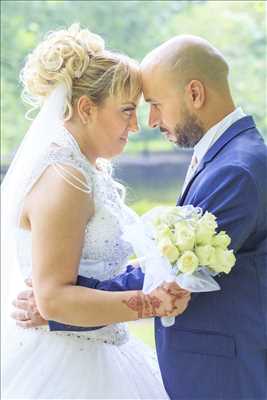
[48,265,144,331]
[190,165,259,252]
[187,165,259,304]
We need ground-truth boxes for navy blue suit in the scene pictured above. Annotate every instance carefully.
[49,117,267,399]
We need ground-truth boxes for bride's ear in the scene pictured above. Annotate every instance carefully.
[76,96,96,125]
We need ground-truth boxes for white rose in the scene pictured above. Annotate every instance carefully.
[202,212,218,229]
[163,209,180,226]
[212,231,231,249]
[151,206,185,229]
[160,207,180,226]
[155,225,175,243]
[158,239,180,264]
[153,216,163,227]
[210,248,236,274]
[178,251,199,274]
[174,220,191,231]
[151,207,177,226]
[174,221,195,251]
[195,245,216,266]
[196,212,218,245]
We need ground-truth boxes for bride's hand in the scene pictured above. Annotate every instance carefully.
[11,279,48,328]
[124,282,191,319]
[145,282,191,318]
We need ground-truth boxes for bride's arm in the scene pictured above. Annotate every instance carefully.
[47,267,145,331]
[11,266,145,330]
[25,165,189,327]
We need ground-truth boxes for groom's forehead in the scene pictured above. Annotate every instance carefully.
[142,68,172,99]
[141,64,162,80]
[142,67,163,90]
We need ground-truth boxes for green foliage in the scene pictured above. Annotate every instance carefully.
[1,0,266,158]
[128,320,155,349]
[131,199,173,215]
[126,181,183,207]
[125,135,174,154]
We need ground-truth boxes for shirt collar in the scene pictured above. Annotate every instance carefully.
[193,107,246,164]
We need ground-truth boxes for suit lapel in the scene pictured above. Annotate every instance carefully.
[177,116,256,206]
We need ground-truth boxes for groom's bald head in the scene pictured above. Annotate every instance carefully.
[141,36,235,148]
[141,35,230,92]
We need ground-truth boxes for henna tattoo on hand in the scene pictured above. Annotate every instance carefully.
[158,286,184,316]
[155,285,189,317]
[122,293,143,318]
[122,292,162,319]
[149,296,162,316]
[122,286,189,319]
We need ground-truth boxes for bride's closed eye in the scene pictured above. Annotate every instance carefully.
[121,107,135,117]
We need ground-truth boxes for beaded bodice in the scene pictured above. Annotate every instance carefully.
[16,127,138,345]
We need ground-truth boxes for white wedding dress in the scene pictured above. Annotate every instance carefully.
[2,128,168,399]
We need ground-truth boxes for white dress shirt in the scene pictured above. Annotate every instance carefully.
[181,107,246,194]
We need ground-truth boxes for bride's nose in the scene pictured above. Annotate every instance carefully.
[129,112,139,134]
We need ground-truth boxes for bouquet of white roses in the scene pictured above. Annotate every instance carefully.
[122,205,236,327]
[152,205,235,277]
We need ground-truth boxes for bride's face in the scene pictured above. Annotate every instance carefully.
[89,95,139,158]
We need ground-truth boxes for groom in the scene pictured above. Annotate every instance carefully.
[14,36,267,399]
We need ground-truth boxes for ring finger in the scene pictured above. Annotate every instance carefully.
[10,310,30,321]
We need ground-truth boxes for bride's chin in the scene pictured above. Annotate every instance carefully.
[102,148,124,159]
[117,139,128,151]
[120,137,128,143]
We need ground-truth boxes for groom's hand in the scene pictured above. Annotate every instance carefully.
[11,279,48,328]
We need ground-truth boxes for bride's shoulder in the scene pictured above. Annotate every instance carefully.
[46,143,79,163]
[44,143,93,177]
[24,143,94,202]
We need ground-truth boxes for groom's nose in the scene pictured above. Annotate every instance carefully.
[148,106,160,129]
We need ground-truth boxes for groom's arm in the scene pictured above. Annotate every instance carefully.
[186,165,259,303]
[191,165,258,252]
[48,265,144,331]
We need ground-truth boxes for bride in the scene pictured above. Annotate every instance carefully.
[2,24,190,399]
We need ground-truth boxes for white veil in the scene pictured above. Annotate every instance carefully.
[1,84,67,331]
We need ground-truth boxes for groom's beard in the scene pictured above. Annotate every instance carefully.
[173,107,205,148]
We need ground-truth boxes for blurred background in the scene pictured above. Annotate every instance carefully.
[1,0,266,348]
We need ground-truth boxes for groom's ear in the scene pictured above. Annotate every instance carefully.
[76,95,96,124]
[185,80,205,110]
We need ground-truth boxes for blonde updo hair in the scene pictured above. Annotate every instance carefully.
[20,24,142,119]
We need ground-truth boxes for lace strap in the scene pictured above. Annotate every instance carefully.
[52,163,92,194]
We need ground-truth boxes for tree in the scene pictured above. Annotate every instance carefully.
[1,0,266,158]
